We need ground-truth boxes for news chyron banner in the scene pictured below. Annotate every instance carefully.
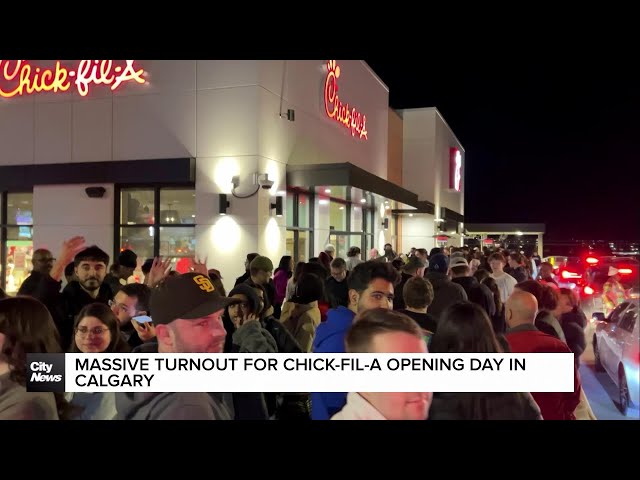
[27,353,576,393]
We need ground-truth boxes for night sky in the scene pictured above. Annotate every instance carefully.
[366,51,640,242]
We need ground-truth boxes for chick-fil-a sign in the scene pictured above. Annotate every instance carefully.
[0,60,146,98]
[324,60,368,140]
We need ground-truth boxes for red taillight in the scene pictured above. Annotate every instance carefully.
[618,268,633,275]
[586,257,599,265]
[584,286,594,295]
[562,270,581,279]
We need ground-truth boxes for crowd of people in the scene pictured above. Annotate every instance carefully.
[0,236,601,420]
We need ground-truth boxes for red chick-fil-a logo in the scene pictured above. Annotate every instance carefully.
[0,60,146,98]
[324,60,368,140]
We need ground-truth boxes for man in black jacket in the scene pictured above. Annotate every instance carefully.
[28,236,112,350]
[449,256,496,320]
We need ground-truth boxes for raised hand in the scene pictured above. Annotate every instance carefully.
[50,236,87,282]
[191,255,208,276]
[146,257,172,288]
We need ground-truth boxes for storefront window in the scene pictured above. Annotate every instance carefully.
[2,192,34,295]
[119,227,154,262]
[351,204,363,232]
[160,189,196,225]
[285,229,294,257]
[121,189,154,225]
[297,231,309,262]
[330,200,346,231]
[286,193,294,227]
[298,194,310,229]
[117,186,196,267]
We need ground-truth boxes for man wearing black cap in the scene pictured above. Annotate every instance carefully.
[115,272,239,420]
[424,253,467,320]
[104,249,138,296]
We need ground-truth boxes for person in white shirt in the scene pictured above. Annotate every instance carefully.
[488,252,517,303]
[331,308,432,420]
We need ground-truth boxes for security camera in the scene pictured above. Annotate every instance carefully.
[258,174,274,190]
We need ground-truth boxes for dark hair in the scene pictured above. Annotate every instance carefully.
[71,303,131,353]
[391,258,405,271]
[64,261,76,277]
[345,308,423,353]
[208,270,226,298]
[292,261,306,283]
[0,297,71,419]
[559,287,578,309]
[141,258,154,275]
[302,261,329,281]
[347,246,361,258]
[488,252,506,264]
[451,265,470,276]
[119,283,151,313]
[431,302,502,354]
[291,273,325,304]
[249,282,270,315]
[403,276,434,310]
[0,287,6,300]
[474,269,490,283]
[0,297,62,384]
[481,277,503,317]
[539,283,558,311]
[348,260,400,294]
[275,256,293,276]
[416,248,428,257]
[515,280,544,304]
[74,246,109,267]
[330,257,347,270]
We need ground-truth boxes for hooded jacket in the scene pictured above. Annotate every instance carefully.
[115,343,233,420]
[279,301,321,353]
[310,306,356,420]
[424,272,468,320]
[452,276,496,318]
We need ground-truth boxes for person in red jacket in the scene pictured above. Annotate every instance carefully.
[505,289,582,420]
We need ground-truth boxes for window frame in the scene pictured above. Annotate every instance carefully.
[1,190,34,292]
[114,184,196,262]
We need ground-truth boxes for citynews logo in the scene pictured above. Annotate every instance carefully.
[26,354,66,393]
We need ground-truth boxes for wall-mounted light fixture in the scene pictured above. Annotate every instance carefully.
[270,196,283,217]
[219,193,230,216]
[382,218,389,229]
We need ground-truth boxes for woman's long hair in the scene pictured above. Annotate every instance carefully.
[0,296,71,419]
[431,302,502,355]
[429,302,535,420]
[274,256,293,278]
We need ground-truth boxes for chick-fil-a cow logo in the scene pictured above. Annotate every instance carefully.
[0,60,146,98]
[449,147,462,192]
[324,60,368,140]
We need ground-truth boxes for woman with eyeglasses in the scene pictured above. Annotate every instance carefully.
[0,296,70,420]
[67,303,130,420]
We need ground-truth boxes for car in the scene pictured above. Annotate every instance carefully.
[542,255,591,291]
[592,301,639,415]
[581,257,639,318]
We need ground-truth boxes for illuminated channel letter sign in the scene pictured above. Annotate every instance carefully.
[0,60,146,98]
[449,147,462,192]
[324,60,368,140]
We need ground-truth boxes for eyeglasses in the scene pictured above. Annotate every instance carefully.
[75,326,110,336]
[108,299,133,314]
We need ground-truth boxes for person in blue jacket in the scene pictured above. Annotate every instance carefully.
[311,260,399,420]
